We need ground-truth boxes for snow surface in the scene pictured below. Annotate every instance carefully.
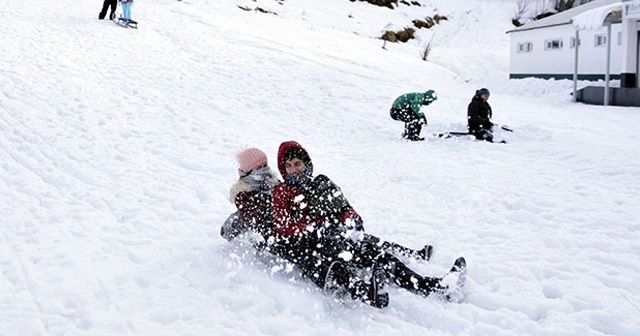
[1,0,640,335]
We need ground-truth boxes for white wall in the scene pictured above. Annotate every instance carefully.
[509,23,623,78]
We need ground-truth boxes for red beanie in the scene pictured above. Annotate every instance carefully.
[236,148,268,173]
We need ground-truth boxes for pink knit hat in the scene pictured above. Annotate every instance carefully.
[236,148,268,173]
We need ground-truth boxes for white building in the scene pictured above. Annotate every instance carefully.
[507,0,640,90]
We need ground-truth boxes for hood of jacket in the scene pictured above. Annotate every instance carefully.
[277,141,313,180]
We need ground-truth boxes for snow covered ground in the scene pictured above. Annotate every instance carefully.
[1,0,639,335]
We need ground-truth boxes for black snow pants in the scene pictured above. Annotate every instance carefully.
[377,253,442,296]
[318,234,443,298]
[268,235,387,307]
[99,0,117,20]
[390,107,424,140]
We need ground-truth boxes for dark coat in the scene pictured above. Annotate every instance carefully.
[467,95,493,132]
[232,182,275,239]
[229,167,280,240]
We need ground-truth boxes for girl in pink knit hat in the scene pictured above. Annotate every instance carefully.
[222,148,280,241]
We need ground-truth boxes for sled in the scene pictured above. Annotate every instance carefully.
[114,17,138,29]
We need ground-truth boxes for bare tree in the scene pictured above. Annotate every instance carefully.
[420,32,436,61]
[525,0,597,23]
[555,0,577,11]
[553,0,596,13]
[536,0,555,14]
[516,0,530,18]
[513,0,530,26]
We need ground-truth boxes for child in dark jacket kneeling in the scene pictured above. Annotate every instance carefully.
[467,88,494,142]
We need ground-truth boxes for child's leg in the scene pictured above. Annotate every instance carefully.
[123,3,131,20]
[99,0,111,19]
[379,254,442,296]
[109,0,117,18]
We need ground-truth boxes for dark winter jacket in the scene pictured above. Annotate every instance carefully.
[467,95,493,132]
[273,141,361,238]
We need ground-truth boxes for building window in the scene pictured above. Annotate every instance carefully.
[517,42,533,53]
[570,37,581,48]
[545,39,563,50]
[595,34,607,47]
[618,31,622,46]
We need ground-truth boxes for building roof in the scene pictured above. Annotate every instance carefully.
[507,0,622,33]
[572,2,623,30]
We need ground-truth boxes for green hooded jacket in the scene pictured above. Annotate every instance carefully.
[391,90,437,118]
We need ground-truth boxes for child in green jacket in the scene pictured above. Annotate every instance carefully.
[389,90,437,141]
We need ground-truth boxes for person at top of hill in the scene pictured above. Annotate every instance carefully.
[389,90,438,141]
[98,0,117,20]
[467,88,494,142]
[119,0,134,20]
[272,140,467,306]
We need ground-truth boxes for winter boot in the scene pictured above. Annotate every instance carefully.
[220,212,248,241]
[349,280,389,309]
[437,257,467,301]
[322,261,388,308]
[369,254,390,307]
[417,245,434,261]
[354,256,390,308]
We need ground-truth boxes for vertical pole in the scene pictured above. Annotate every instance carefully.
[605,24,612,106]
[573,29,580,102]
[620,14,638,88]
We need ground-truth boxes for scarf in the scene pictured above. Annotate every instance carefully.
[240,166,276,190]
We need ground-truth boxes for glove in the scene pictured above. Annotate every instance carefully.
[259,179,273,192]
[341,216,365,243]
[419,116,428,125]
[347,234,383,266]
[220,212,247,241]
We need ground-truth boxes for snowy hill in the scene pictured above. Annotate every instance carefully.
[1,0,640,335]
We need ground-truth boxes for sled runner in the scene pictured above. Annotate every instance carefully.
[436,131,474,139]
[435,124,512,143]
[435,131,507,144]
[436,125,512,138]
[114,17,138,29]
